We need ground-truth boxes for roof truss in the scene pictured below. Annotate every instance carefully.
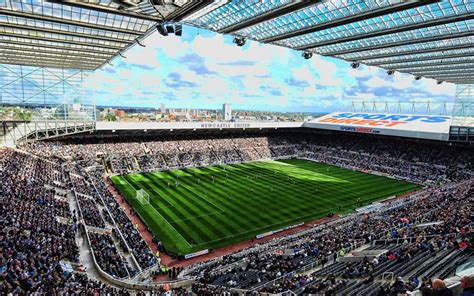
[388,60,474,70]
[45,0,162,22]
[407,65,474,74]
[181,1,474,86]
[345,43,474,62]
[0,8,143,35]
[302,31,474,54]
[219,1,320,34]
[261,1,437,44]
[371,53,474,66]
[0,0,158,70]
[285,14,474,50]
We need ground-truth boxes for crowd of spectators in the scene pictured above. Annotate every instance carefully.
[5,130,473,294]
[0,148,189,294]
[88,232,135,278]
[184,180,472,293]
[75,193,106,229]
[1,150,88,293]
[87,167,158,270]
[23,132,472,186]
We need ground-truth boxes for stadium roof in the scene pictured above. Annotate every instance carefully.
[0,0,472,85]
[0,0,206,70]
[182,0,474,85]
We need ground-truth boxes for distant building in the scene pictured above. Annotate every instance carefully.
[160,103,166,114]
[223,103,232,121]
[114,109,125,118]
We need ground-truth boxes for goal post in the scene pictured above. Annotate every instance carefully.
[136,189,150,205]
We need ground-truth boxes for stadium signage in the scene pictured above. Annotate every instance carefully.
[320,113,451,127]
[255,222,304,239]
[339,126,380,134]
[307,112,453,141]
[184,249,209,259]
[200,123,251,129]
[355,203,384,214]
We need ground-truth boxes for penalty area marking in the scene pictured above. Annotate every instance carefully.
[128,176,176,209]
[121,177,191,247]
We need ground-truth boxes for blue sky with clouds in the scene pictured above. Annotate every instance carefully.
[84,25,457,112]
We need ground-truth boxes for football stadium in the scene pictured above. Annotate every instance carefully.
[0,1,473,296]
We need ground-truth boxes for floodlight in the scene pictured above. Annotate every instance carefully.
[233,37,246,47]
[302,51,313,59]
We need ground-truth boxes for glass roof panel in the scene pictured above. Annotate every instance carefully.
[382,56,474,69]
[364,47,474,65]
[234,0,397,41]
[411,68,472,75]
[338,36,474,60]
[399,63,474,73]
[311,20,474,55]
[0,0,157,70]
[187,1,291,31]
[274,1,472,48]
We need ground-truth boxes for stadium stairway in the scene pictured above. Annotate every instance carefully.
[206,142,221,162]
[132,157,141,171]
[231,145,244,161]
[99,207,141,275]
[67,186,110,285]
[252,146,263,159]
[159,153,168,167]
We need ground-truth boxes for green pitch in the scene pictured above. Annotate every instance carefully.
[110,159,420,255]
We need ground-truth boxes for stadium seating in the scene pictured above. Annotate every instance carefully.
[2,130,472,294]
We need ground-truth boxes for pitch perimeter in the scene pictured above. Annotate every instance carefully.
[110,159,421,255]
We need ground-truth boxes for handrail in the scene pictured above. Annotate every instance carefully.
[372,233,459,246]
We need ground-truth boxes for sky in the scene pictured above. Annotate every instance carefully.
[84,25,457,113]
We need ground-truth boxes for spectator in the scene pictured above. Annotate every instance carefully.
[390,277,407,295]
[421,287,436,296]
[432,279,453,296]
[461,275,474,296]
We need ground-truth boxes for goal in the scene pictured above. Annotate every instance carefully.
[136,189,150,205]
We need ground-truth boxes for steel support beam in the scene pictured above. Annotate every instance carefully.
[0,46,110,61]
[424,73,474,78]
[388,60,474,70]
[0,39,116,55]
[0,58,101,71]
[410,67,474,75]
[370,53,474,66]
[284,13,474,49]
[219,1,321,34]
[46,0,162,22]
[444,79,474,82]
[0,32,123,50]
[445,80,474,84]
[0,53,101,66]
[0,22,133,43]
[305,32,474,54]
[0,8,143,35]
[346,43,473,62]
[396,64,474,73]
[167,1,214,22]
[0,59,97,70]
[262,1,438,43]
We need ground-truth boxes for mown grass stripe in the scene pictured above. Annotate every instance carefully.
[110,159,421,254]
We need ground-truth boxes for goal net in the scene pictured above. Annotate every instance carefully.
[136,189,150,205]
